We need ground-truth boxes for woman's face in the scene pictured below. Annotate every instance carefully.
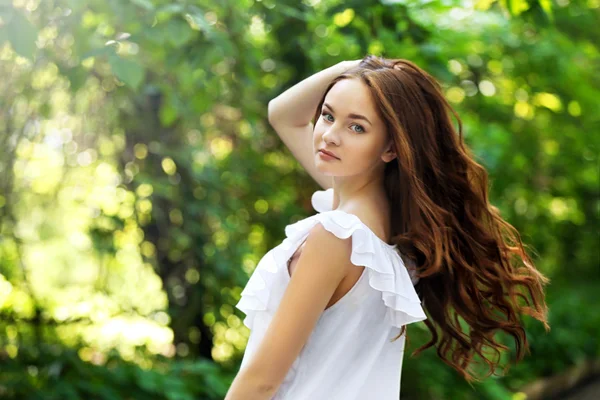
[313,77,395,177]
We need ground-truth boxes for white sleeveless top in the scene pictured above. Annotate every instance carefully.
[235,188,427,399]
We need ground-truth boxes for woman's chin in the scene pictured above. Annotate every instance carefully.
[315,161,336,172]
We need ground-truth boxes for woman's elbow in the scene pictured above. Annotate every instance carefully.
[224,370,277,400]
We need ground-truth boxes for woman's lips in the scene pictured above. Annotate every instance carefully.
[319,150,339,160]
[319,149,339,158]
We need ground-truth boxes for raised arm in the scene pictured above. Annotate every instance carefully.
[267,60,360,190]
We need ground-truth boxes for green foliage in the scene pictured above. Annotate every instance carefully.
[0,5,38,60]
[108,54,145,90]
[0,345,231,400]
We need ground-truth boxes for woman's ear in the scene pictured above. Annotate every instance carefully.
[382,141,397,163]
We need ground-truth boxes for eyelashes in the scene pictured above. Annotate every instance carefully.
[320,111,366,133]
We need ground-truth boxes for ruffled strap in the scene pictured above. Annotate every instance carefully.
[311,188,334,212]
[236,209,427,330]
[284,210,427,327]
[312,188,420,286]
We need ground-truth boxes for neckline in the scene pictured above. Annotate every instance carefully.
[319,209,398,249]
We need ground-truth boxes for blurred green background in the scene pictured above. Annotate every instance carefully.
[0,0,598,399]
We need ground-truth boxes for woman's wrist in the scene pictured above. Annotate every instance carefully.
[336,61,352,73]
[337,59,361,73]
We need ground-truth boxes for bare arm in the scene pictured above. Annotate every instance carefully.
[268,61,353,128]
[224,368,275,400]
[268,60,360,190]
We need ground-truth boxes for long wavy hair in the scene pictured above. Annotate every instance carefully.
[311,55,550,382]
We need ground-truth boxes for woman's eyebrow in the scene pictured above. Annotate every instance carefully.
[323,102,372,126]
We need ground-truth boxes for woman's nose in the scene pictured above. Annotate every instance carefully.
[322,127,339,144]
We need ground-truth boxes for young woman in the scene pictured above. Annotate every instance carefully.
[225,55,549,400]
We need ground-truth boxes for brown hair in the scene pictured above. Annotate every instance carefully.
[311,55,550,382]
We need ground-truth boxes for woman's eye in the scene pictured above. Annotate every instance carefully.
[321,111,333,122]
[352,124,365,133]
[321,112,365,133]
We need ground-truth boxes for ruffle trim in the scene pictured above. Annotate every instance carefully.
[236,209,427,330]
[311,187,334,213]
[311,188,420,286]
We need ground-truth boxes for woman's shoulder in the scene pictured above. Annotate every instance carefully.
[349,208,391,245]
[340,198,393,245]
[311,188,392,244]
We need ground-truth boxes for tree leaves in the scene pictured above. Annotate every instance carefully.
[1,7,39,60]
[165,18,194,47]
[131,0,155,11]
[108,54,145,90]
